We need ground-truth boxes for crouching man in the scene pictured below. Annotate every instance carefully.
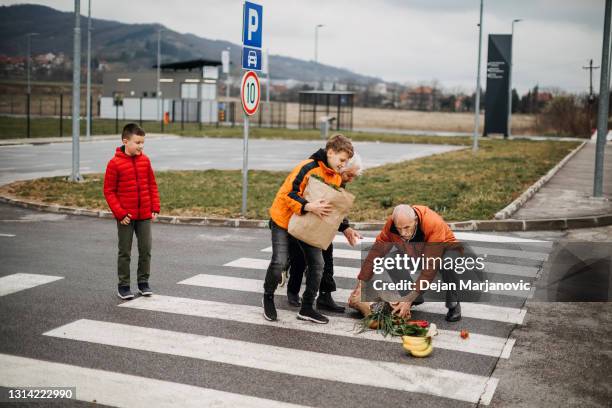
[351,204,462,322]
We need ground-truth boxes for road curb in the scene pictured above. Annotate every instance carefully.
[493,141,587,220]
[1,194,610,232]
[0,133,172,146]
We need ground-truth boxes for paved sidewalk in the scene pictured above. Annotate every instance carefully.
[514,141,612,219]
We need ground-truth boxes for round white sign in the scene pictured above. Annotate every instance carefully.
[241,71,260,116]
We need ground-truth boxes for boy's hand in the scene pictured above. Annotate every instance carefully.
[305,199,333,218]
[120,214,131,225]
[343,227,363,247]
[152,212,158,221]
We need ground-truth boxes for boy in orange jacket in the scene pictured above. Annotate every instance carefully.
[263,134,361,323]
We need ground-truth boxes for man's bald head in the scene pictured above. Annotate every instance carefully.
[392,205,418,240]
[392,204,416,223]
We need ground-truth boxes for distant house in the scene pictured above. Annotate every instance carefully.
[400,86,442,111]
[537,92,553,103]
[373,82,388,95]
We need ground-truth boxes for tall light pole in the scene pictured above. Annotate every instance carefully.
[25,32,38,139]
[70,0,82,182]
[506,18,521,139]
[265,48,270,103]
[85,0,92,139]
[226,46,231,99]
[594,0,611,197]
[472,0,484,153]
[156,26,163,125]
[314,24,324,89]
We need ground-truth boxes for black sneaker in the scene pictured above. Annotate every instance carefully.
[446,303,462,322]
[117,285,134,300]
[316,292,345,313]
[287,291,301,307]
[138,282,153,296]
[262,294,277,321]
[297,304,329,324]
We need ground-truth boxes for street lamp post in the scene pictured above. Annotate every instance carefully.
[472,0,484,153]
[85,0,92,139]
[226,47,231,99]
[26,32,38,139]
[314,24,324,89]
[156,27,163,129]
[70,0,82,182]
[506,18,522,139]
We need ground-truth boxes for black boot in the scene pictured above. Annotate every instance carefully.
[316,292,345,313]
[297,303,329,324]
[287,291,301,307]
[412,293,425,306]
[262,294,277,321]
[445,302,462,322]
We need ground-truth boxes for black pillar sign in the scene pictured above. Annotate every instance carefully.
[484,34,512,136]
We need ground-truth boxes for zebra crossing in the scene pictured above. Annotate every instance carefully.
[0,231,552,407]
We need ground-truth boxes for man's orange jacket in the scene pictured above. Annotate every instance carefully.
[358,205,458,292]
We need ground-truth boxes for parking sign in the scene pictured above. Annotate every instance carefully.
[242,2,263,48]
[242,2,263,71]
[242,46,262,71]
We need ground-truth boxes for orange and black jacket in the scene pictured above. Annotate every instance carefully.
[269,149,350,231]
[358,205,459,292]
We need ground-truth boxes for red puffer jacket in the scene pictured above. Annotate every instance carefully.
[103,146,160,221]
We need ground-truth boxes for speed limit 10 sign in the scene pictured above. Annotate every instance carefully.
[241,70,260,116]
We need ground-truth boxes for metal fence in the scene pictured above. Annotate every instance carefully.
[0,94,287,138]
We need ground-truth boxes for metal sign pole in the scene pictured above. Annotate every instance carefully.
[594,0,611,197]
[241,114,249,216]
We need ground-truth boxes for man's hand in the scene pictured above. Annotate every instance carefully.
[343,227,363,247]
[152,212,158,221]
[120,214,131,225]
[305,199,333,218]
[348,280,363,306]
[391,301,412,319]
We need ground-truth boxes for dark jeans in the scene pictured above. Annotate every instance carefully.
[263,221,324,305]
[116,219,152,286]
[441,249,461,307]
[287,240,336,296]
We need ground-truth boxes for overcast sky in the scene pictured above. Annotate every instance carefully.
[2,0,607,94]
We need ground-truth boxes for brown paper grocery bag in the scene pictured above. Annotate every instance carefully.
[288,176,354,250]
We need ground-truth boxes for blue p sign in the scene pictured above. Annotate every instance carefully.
[242,1,263,49]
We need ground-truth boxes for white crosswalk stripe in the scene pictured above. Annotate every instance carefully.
[0,353,308,408]
[225,256,540,279]
[120,294,515,359]
[0,273,63,297]
[262,246,549,262]
[334,233,551,245]
[179,274,527,324]
[43,319,500,405]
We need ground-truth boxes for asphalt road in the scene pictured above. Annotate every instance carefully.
[0,202,571,408]
[0,136,464,185]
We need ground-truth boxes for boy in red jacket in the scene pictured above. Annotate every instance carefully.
[104,123,160,300]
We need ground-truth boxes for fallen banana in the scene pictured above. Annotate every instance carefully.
[402,336,433,357]
[403,341,429,353]
[410,344,433,357]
